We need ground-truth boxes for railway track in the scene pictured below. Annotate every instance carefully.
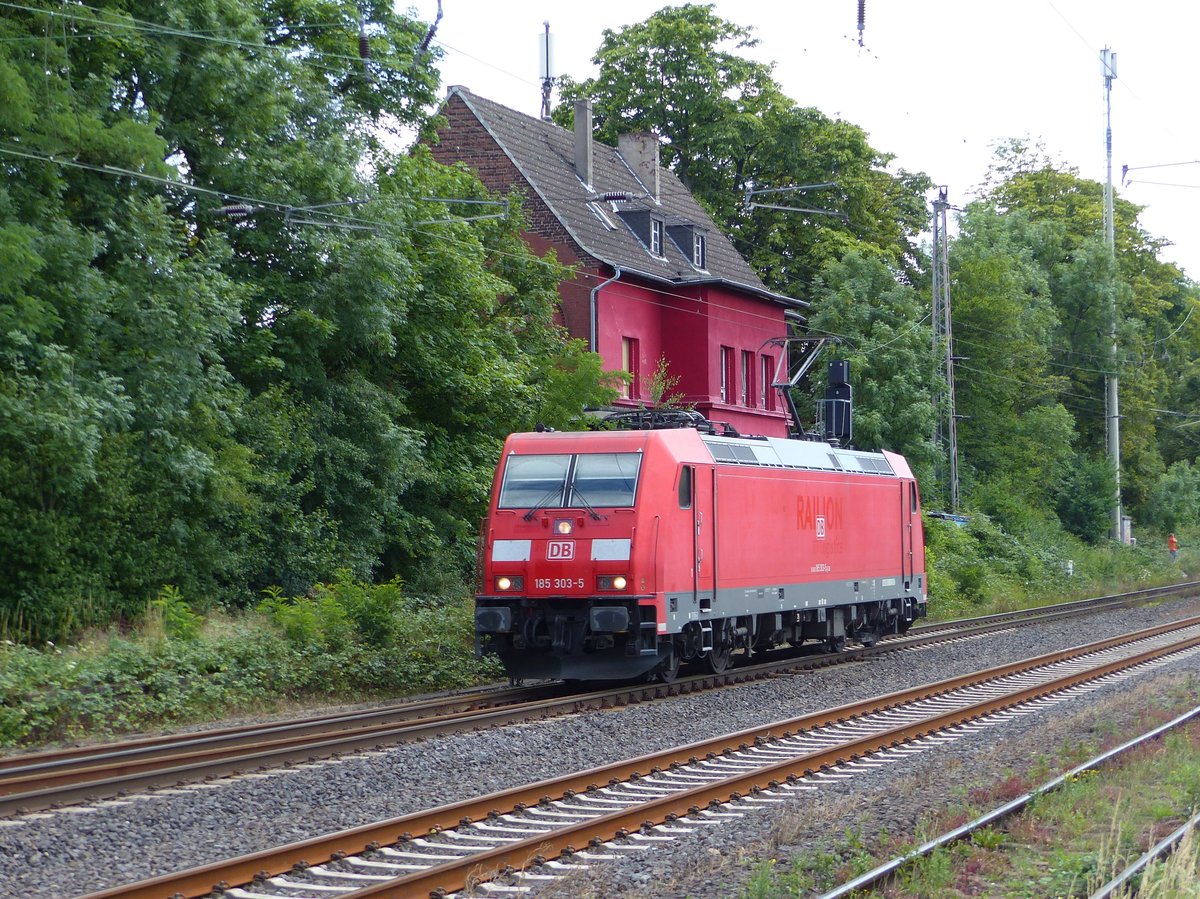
[2,579,1195,817]
[819,702,1200,898]
[78,613,1200,899]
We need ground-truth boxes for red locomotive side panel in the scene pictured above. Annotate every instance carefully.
[712,468,904,586]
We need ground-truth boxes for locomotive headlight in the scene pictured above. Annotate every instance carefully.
[553,518,574,535]
[495,576,524,592]
[598,575,628,591]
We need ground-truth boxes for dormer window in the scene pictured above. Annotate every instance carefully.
[650,218,664,256]
[666,221,707,269]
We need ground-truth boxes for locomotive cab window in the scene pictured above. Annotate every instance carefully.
[498,452,642,509]
[678,465,692,509]
[498,454,571,508]
[569,453,641,507]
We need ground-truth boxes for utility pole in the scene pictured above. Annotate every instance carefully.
[1101,46,1121,542]
[931,187,960,512]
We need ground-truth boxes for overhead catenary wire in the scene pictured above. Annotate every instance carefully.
[6,0,1196,456]
[1,136,1151,393]
[2,138,1188,415]
[0,143,800,335]
[0,0,444,84]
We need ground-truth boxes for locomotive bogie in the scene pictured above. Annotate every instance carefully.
[475,427,926,681]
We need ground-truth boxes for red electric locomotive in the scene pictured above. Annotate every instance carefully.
[475,415,926,682]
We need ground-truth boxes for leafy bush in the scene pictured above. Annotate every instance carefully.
[1054,456,1118,543]
[0,624,288,746]
[0,576,498,749]
[145,585,202,641]
[1140,461,1200,534]
[924,501,1180,624]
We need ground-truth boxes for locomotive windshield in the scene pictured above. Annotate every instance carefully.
[498,452,642,509]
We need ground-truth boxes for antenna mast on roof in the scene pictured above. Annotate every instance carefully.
[539,22,555,120]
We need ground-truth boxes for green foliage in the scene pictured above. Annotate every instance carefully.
[1140,461,1200,533]
[0,575,497,748]
[147,586,202,642]
[924,506,1177,623]
[965,143,1197,529]
[554,3,931,303]
[926,513,1073,614]
[645,355,685,408]
[0,0,616,641]
[0,626,291,746]
[258,571,407,650]
[1055,456,1119,543]
[971,827,1006,850]
[806,252,940,471]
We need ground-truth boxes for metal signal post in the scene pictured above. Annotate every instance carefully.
[932,187,960,513]
[1102,46,1121,541]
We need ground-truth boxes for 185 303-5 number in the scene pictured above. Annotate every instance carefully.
[533,578,585,590]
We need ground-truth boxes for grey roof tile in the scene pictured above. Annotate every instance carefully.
[448,88,804,309]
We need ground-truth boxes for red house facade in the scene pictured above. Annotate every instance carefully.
[429,88,805,437]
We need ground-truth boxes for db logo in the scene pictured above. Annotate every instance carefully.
[547,540,575,561]
[815,516,826,540]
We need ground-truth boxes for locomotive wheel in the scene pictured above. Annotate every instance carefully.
[658,642,681,683]
[825,636,846,653]
[706,640,732,674]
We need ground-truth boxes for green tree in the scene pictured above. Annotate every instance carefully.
[950,141,1199,536]
[805,253,940,477]
[554,3,931,303]
[0,0,615,639]
[1055,456,1118,543]
[1140,461,1200,534]
[976,143,1196,516]
[949,204,1076,519]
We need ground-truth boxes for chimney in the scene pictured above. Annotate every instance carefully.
[618,132,660,202]
[573,99,593,189]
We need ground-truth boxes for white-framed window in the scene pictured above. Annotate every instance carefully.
[719,346,733,402]
[650,218,664,256]
[692,232,706,268]
[741,350,754,406]
[760,355,773,409]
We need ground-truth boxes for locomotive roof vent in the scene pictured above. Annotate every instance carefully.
[705,435,896,477]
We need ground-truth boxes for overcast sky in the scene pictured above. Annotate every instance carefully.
[412,0,1199,281]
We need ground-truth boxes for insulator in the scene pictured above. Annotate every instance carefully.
[358,29,370,60]
[218,203,252,218]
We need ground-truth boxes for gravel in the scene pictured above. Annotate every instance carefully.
[2,596,1198,899]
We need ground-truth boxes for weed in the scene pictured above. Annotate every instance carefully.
[972,826,1006,850]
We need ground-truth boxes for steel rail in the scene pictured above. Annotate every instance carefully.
[5,582,1198,816]
[0,682,561,774]
[911,578,1200,635]
[1091,807,1200,898]
[77,615,1200,899]
[908,578,1200,636]
[246,621,1200,899]
[819,704,1200,899]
